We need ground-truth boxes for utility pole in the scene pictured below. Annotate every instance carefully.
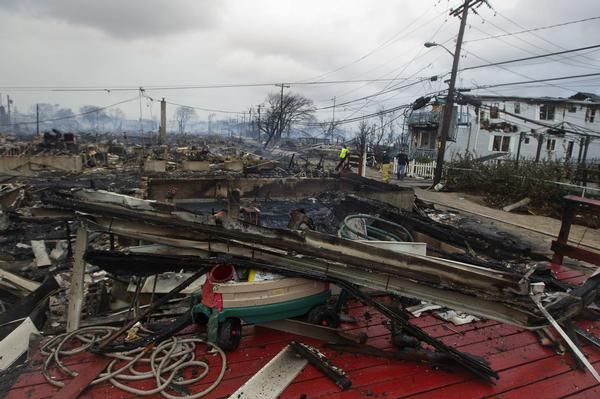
[257,105,262,142]
[432,0,486,187]
[138,87,144,146]
[36,103,40,136]
[6,95,11,133]
[330,96,336,142]
[275,83,290,138]
[248,107,253,138]
[159,98,166,145]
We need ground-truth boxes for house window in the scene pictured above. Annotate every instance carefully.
[480,110,487,121]
[524,137,530,144]
[514,103,521,114]
[540,104,555,120]
[492,135,511,152]
[546,138,556,151]
[566,141,574,159]
[567,104,577,113]
[586,108,596,123]
[490,103,499,119]
[417,130,436,149]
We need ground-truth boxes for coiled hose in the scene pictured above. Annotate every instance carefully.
[41,326,226,398]
[338,214,414,242]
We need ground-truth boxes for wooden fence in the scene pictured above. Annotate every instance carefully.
[392,159,436,179]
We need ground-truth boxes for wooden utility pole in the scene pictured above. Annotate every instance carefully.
[257,105,261,142]
[6,95,11,133]
[159,98,166,145]
[330,96,336,142]
[276,83,290,138]
[432,0,486,187]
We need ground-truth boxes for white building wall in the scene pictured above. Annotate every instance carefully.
[445,100,600,162]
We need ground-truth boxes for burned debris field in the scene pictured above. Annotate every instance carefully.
[0,131,598,399]
[2,0,600,398]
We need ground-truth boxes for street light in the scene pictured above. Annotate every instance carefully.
[423,39,463,188]
[424,42,454,57]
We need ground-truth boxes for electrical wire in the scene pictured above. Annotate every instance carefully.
[464,72,600,91]
[301,5,446,83]
[464,16,600,43]
[460,44,600,72]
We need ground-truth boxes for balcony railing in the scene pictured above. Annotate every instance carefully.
[407,110,470,127]
[408,111,441,126]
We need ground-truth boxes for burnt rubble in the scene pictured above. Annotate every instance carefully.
[1,134,599,396]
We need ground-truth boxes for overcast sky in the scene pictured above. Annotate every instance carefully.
[1,0,600,125]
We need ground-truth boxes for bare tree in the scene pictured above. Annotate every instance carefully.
[109,108,126,131]
[354,120,372,156]
[259,92,315,148]
[79,105,108,131]
[54,108,79,131]
[174,106,196,134]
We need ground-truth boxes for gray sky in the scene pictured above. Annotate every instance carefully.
[1,0,600,125]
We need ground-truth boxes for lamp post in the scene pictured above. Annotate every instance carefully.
[424,42,454,57]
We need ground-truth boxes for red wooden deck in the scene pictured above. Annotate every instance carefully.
[3,266,600,399]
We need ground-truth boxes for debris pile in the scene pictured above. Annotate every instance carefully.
[1,135,599,397]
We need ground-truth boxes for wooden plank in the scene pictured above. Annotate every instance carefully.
[551,241,600,266]
[228,346,308,399]
[404,353,600,399]
[282,343,555,399]
[31,240,52,267]
[493,366,600,399]
[563,385,600,399]
[50,357,112,399]
[66,227,88,332]
[0,317,39,370]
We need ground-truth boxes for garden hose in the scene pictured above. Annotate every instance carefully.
[41,325,226,398]
[338,214,414,242]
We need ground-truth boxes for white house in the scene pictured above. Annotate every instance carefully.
[408,92,600,163]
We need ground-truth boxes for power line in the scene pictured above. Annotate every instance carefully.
[460,44,600,72]
[299,103,413,127]
[475,12,600,70]
[162,100,244,114]
[475,103,600,137]
[0,77,448,93]
[315,76,440,110]
[301,5,446,82]
[464,16,600,43]
[0,96,139,127]
[463,72,600,91]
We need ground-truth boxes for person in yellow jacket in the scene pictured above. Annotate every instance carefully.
[335,144,349,171]
[380,151,391,183]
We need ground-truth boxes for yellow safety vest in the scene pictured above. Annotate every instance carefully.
[340,148,349,159]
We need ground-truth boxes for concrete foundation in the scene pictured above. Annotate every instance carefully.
[0,155,83,175]
[143,160,166,173]
[182,161,211,171]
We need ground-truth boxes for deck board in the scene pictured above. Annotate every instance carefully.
[3,272,600,399]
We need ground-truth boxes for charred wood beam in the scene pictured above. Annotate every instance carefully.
[84,250,204,278]
[80,218,542,327]
[289,341,352,390]
[44,192,525,296]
